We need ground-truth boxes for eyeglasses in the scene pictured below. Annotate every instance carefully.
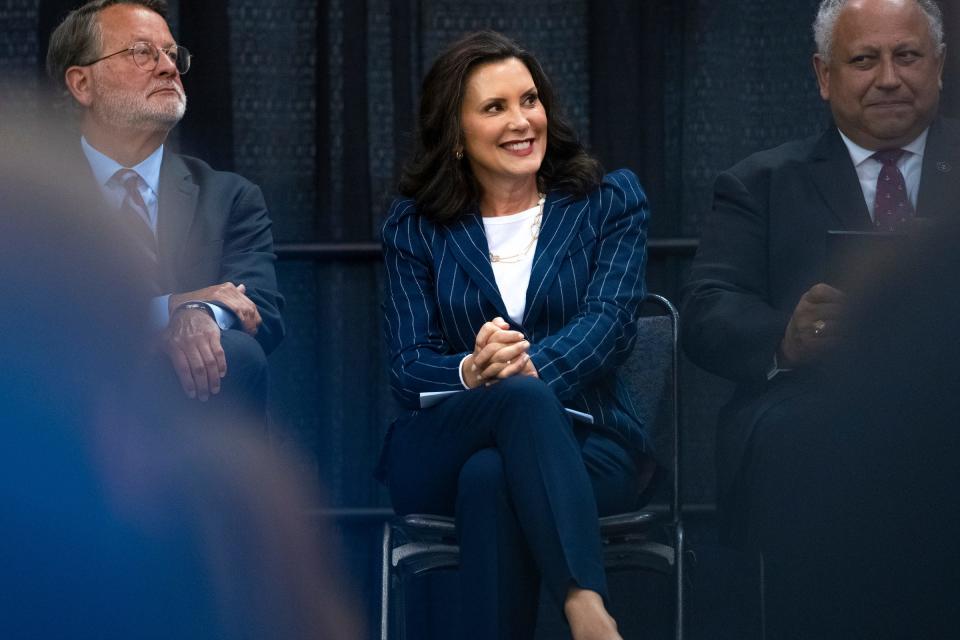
[82,41,192,75]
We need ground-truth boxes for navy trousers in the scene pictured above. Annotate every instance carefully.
[142,329,269,431]
[386,376,642,639]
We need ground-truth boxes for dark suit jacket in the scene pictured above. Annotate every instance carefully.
[79,144,285,355]
[381,169,652,456]
[681,118,960,527]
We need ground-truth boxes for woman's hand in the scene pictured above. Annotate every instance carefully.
[461,317,532,388]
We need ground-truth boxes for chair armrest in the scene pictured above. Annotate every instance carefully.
[599,509,664,537]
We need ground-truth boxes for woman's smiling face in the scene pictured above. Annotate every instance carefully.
[460,57,547,193]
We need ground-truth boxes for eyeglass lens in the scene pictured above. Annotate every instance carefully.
[132,42,191,75]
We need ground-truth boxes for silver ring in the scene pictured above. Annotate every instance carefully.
[812,319,826,337]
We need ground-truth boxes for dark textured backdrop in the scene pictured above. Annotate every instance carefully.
[5,1,959,637]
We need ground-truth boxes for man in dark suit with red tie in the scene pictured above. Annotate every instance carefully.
[46,0,283,424]
[682,0,959,635]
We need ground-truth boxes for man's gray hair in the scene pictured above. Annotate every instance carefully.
[813,0,945,62]
[45,0,168,101]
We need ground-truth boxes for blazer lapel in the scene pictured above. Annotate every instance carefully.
[916,117,960,219]
[156,152,199,288]
[522,191,585,326]
[442,210,511,320]
[807,127,873,230]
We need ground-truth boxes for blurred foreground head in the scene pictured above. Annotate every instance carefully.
[0,108,360,638]
[819,214,960,636]
[831,216,960,438]
[0,106,150,415]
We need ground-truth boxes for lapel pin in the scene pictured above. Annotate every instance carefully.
[937,161,951,173]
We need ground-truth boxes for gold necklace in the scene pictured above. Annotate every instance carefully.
[488,194,546,264]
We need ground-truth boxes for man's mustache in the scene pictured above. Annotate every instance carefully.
[149,83,185,100]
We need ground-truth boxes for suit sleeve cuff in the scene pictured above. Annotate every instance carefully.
[150,294,171,331]
[206,302,237,330]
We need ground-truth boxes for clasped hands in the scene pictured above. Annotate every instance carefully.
[778,283,846,368]
[461,317,538,389]
[161,282,261,401]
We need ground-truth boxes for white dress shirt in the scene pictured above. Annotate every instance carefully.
[838,128,928,221]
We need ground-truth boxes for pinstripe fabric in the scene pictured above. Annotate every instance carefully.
[381,169,652,454]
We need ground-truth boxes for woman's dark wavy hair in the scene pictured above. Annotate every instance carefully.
[398,30,602,224]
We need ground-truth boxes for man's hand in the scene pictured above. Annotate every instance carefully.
[162,308,226,401]
[778,283,846,368]
[169,282,261,336]
[461,317,531,388]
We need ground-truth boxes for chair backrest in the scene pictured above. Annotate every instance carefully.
[618,294,680,512]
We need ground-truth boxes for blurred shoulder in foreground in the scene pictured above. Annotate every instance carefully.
[0,104,361,640]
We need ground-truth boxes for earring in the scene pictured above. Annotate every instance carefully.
[455,148,463,161]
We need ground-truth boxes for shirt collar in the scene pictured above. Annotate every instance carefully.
[838,127,929,168]
[80,136,164,196]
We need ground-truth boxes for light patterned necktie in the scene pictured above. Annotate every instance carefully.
[112,169,161,293]
[112,168,158,264]
[872,149,914,231]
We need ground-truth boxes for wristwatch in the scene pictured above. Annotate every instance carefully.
[176,301,216,319]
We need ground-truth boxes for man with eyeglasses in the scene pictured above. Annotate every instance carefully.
[46,0,284,428]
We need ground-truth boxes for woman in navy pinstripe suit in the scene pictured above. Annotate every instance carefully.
[379,31,652,640]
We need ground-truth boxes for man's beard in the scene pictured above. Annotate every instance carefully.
[90,72,187,132]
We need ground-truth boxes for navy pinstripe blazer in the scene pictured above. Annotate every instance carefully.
[381,169,652,456]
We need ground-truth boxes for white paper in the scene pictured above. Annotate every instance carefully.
[419,390,594,424]
[419,390,462,408]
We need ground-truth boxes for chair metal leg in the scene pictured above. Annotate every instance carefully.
[380,522,392,640]
[759,552,767,640]
[674,522,685,640]
[395,572,407,640]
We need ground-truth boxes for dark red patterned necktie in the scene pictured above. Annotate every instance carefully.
[872,149,914,231]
